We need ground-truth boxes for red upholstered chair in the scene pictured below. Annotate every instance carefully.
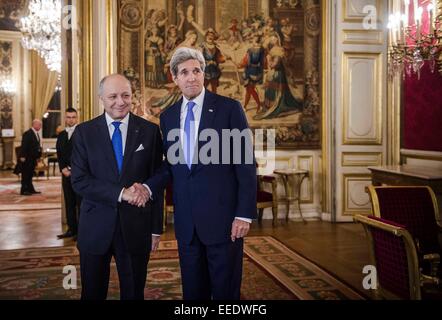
[163,175,280,229]
[367,185,442,279]
[163,183,174,231]
[257,174,278,225]
[355,215,440,300]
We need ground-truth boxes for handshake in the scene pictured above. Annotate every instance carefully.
[122,183,151,207]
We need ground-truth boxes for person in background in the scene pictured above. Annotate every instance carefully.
[18,119,42,195]
[56,108,81,240]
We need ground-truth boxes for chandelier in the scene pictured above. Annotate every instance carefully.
[19,0,62,73]
[388,0,442,79]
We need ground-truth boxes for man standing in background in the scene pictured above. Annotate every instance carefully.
[56,108,81,240]
[18,119,42,195]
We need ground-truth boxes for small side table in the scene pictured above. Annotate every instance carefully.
[1,136,15,170]
[274,169,309,223]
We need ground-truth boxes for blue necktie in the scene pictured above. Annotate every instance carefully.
[111,121,123,174]
[184,101,196,169]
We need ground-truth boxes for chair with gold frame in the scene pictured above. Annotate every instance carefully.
[355,214,440,300]
[367,185,442,280]
[34,157,50,180]
[13,146,49,180]
[257,174,278,225]
[163,183,174,231]
[163,173,279,229]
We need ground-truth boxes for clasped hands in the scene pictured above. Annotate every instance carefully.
[122,183,151,207]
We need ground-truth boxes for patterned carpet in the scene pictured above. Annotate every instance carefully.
[0,236,363,300]
[0,177,62,211]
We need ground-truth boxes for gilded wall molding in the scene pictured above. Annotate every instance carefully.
[342,173,372,216]
[342,29,384,45]
[400,149,442,161]
[342,51,383,145]
[298,155,314,204]
[341,152,383,167]
[77,0,94,122]
[342,0,383,23]
[321,0,331,214]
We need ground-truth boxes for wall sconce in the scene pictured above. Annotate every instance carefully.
[0,75,16,96]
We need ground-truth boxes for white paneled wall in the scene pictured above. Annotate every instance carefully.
[327,0,388,221]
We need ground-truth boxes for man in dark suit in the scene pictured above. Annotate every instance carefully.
[19,119,42,195]
[148,47,257,300]
[56,108,81,240]
[71,74,164,300]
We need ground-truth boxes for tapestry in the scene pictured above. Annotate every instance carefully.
[117,0,322,149]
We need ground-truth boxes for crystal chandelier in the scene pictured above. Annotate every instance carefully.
[388,0,442,79]
[19,0,62,73]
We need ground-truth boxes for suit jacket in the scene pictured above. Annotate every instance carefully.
[149,91,257,245]
[71,113,164,255]
[56,130,73,172]
[19,129,42,161]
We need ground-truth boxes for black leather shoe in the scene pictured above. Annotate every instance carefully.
[31,190,42,194]
[21,191,32,196]
[57,231,76,239]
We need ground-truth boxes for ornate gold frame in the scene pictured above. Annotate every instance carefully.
[367,185,441,227]
[77,0,94,122]
[355,214,422,300]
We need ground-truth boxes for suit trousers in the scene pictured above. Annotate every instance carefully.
[62,176,81,234]
[177,231,244,300]
[20,159,36,193]
[79,216,150,300]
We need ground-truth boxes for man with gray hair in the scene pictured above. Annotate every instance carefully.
[18,119,43,195]
[71,74,164,300]
[147,47,257,300]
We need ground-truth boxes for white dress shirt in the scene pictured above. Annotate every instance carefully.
[179,88,205,148]
[105,112,129,153]
[178,89,251,224]
[105,112,129,204]
[62,125,77,171]
[65,124,77,140]
[31,128,42,146]
[107,113,159,237]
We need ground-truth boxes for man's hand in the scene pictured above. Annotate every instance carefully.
[151,235,160,252]
[61,167,71,177]
[20,157,25,162]
[230,219,251,242]
[132,183,151,205]
[122,183,150,207]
